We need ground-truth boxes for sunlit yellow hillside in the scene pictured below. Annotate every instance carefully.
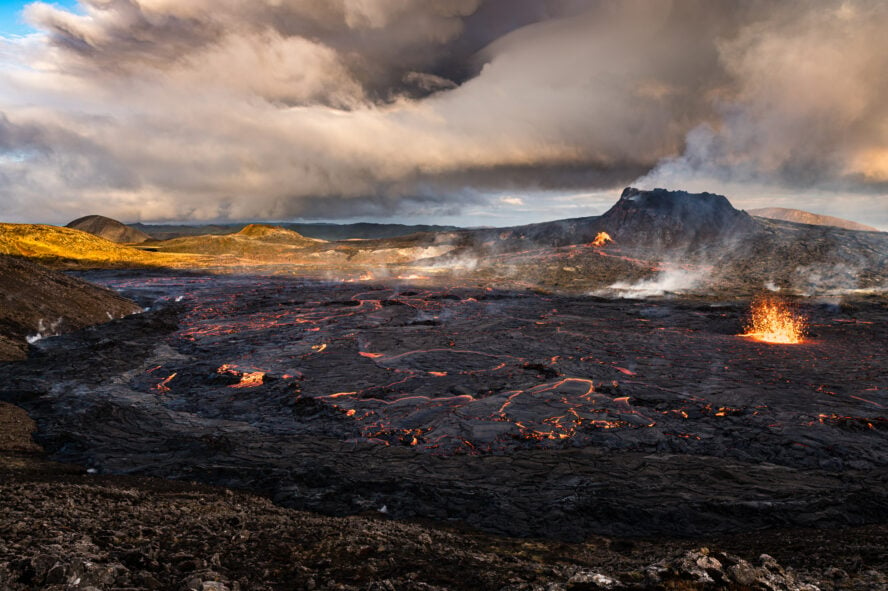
[237,224,323,243]
[0,223,200,268]
[144,224,321,259]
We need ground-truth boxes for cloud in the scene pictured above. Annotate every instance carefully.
[635,0,888,222]
[0,0,885,224]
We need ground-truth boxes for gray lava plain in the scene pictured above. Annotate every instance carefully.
[2,271,885,541]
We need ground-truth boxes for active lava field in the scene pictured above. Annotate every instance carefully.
[4,270,885,540]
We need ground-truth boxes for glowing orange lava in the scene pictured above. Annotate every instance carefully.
[217,363,267,388]
[591,232,613,247]
[230,371,266,388]
[154,372,177,393]
[741,295,807,344]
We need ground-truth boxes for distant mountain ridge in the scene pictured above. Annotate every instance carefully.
[132,221,461,241]
[67,215,151,244]
[1,186,884,295]
[142,223,320,257]
[748,207,879,232]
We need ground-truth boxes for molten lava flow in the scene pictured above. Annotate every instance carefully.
[230,371,266,388]
[591,232,613,247]
[154,372,177,393]
[741,295,807,344]
[217,364,267,388]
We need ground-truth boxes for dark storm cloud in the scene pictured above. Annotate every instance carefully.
[0,0,886,224]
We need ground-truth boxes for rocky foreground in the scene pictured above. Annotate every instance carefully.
[1,401,886,591]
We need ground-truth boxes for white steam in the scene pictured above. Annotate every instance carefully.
[594,268,706,299]
[26,317,63,344]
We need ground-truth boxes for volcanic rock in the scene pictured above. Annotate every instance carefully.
[67,214,152,244]
[597,187,759,252]
[4,272,885,544]
[2,396,882,590]
[8,187,886,296]
[712,217,888,293]
[749,207,880,232]
[0,255,142,361]
[642,548,822,591]
[458,187,758,254]
[433,187,887,294]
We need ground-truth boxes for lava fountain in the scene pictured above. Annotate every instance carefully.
[591,232,613,247]
[741,294,807,344]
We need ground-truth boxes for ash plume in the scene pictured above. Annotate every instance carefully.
[0,1,886,224]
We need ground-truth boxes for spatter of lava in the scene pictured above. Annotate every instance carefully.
[741,294,807,344]
[591,232,613,247]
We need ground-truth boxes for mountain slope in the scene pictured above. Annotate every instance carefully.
[416,187,887,294]
[0,223,195,268]
[0,255,142,360]
[67,215,152,244]
[455,187,758,255]
[596,187,759,251]
[712,217,888,293]
[143,224,321,258]
[748,207,880,232]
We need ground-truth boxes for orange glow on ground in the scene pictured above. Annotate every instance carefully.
[230,371,266,388]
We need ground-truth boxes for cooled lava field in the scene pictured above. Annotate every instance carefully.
[1,271,885,541]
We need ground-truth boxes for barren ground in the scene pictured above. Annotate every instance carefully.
[2,401,887,590]
[1,269,886,589]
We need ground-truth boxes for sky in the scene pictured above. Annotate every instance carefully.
[0,0,887,228]
[0,1,76,35]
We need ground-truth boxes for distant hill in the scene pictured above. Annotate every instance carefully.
[460,186,757,253]
[4,187,886,295]
[142,223,320,258]
[131,222,461,241]
[130,223,241,241]
[748,207,880,232]
[422,187,887,294]
[0,223,196,268]
[597,187,758,250]
[0,255,141,360]
[281,222,461,241]
[237,224,323,243]
[67,215,152,244]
